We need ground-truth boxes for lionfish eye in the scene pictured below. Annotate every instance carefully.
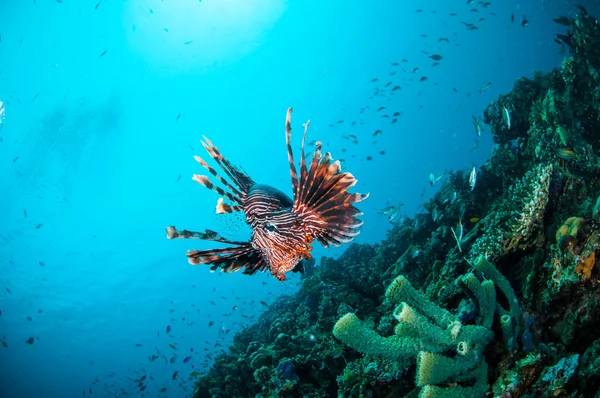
[264,222,277,232]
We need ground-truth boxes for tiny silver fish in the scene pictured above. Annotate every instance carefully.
[469,167,477,191]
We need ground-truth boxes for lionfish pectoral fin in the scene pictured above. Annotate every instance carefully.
[186,245,267,275]
[285,110,368,248]
[167,226,266,275]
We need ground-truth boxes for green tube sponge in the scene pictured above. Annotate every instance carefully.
[500,314,515,351]
[474,255,521,337]
[481,280,496,329]
[420,362,488,398]
[333,313,421,364]
[416,352,479,386]
[460,273,490,326]
[394,303,453,348]
[386,276,456,328]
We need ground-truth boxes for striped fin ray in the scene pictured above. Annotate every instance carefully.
[194,155,244,199]
[192,136,256,213]
[201,136,255,194]
[289,119,369,247]
[166,226,246,244]
[192,175,242,206]
[285,107,299,195]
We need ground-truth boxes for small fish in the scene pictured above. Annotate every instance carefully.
[521,18,528,27]
[23,209,27,218]
[183,356,192,363]
[176,114,181,121]
[469,167,477,191]
[429,54,443,61]
[259,300,268,307]
[172,371,179,380]
[469,217,480,223]
[378,202,403,223]
[94,0,102,10]
[377,106,386,111]
[478,82,492,93]
[99,50,107,58]
[39,261,45,266]
[372,130,383,137]
[379,151,385,155]
[502,105,511,129]
[175,173,181,183]
[208,321,214,327]
[169,343,176,350]
[35,223,43,229]
[472,115,482,137]
[511,13,515,23]
[26,337,34,344]
[366,156,373,161]
[410,246,420,258]
[429,173,444,186]
[184,40,193,45]
[166,325,171,333]
[556,148,578,160]
[419,76,428,82]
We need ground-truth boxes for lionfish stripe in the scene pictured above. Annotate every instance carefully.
[192,175,242,205]
[285,108,300,195]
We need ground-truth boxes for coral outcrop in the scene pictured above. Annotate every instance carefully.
[191,8,600,398]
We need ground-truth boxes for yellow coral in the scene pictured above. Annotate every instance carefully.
[555,217,584,242]
[556,217,585,252]
[576,251,595,279]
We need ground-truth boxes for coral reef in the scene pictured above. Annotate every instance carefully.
[191,8,600,398]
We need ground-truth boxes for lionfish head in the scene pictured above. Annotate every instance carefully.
[250,210,313,281]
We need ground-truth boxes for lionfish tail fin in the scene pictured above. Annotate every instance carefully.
[191,137,256,213]
[289,120,369,248]
[166,226,266,275]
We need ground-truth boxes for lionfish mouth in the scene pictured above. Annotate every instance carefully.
[166,107,369,281]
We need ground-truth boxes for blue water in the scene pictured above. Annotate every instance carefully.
[0,0,596,397]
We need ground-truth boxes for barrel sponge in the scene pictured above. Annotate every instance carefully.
[332,313,421,363]
[386,275,456,328]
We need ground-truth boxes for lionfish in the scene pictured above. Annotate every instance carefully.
[166,108,368,281]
